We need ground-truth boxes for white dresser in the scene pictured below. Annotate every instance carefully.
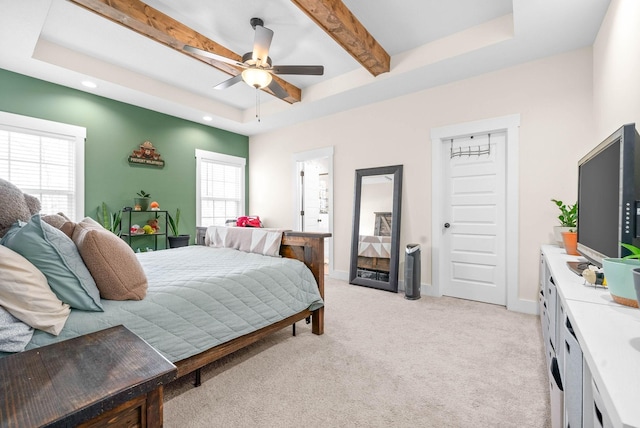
[540,245,640,428]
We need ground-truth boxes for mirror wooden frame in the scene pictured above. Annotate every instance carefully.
[349,165,403,292]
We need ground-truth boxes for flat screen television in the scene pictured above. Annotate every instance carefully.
[577,123,640,267]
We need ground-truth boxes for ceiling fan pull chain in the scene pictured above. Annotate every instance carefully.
[256,88,261,122]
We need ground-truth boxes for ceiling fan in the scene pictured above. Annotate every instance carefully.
[184,18,324,100]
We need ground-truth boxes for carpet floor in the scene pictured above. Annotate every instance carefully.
[163,277,550,427]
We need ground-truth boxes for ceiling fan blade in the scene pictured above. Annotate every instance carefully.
[252,25,273,66]
[183,45,245,68]
[213,74,244,90]
[267,79,289,100]
[272,65,324,75]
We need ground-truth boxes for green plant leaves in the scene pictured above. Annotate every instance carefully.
[167,208,181,236]
[551,199,577,228]
[621,242,640,260]
[97,202,121,235]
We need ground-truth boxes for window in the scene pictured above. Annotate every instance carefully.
[195,149,246,227]
[0,112,86,221]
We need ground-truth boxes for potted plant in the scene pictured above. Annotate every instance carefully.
[134,190,150,211]
[97,202,122,235]
[167,208,190,248]
[551,199,577,249]
[603,243,640,308]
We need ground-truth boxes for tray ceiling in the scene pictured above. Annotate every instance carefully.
[0,0,610,136]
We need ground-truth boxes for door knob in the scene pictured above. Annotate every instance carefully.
[444,222,450,228]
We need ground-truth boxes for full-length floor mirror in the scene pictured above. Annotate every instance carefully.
[349,165,403,292]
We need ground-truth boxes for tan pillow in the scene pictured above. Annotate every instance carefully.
[60,221,76,238]
[72,217,147,300]
[41,213,75,238]
[0,245,71,335]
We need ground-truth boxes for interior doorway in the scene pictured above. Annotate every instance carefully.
[293,147,334,274]
[431,115,522,311]
[440,132,507,305]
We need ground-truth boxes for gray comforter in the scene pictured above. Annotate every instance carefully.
[25,246,324,362]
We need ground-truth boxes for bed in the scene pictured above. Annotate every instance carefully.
[357,234,391,280]
[1,222,329,382]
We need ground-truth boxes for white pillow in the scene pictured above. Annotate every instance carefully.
[0,215,103,311]
[0,245,71,335]
[205,226,283,257]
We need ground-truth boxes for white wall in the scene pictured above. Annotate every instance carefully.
[250,47,596,307]
[593,0,640,139]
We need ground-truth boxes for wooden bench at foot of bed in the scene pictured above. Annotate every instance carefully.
[182,228,330,379]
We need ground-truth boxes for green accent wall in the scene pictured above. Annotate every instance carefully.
[0,68,249,246]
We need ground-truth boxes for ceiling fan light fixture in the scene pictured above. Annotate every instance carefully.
[242,68,272,89]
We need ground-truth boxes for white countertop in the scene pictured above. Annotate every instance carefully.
[541,245,640,428]
[542,245,617,305]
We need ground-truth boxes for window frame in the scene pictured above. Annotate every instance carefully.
[195,148,246,227]
[0,111,86,221]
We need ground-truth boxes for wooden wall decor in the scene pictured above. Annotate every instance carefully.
[128,141,165,167]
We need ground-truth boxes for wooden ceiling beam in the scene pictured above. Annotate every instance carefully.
[67,0,301,104]
[291,0,390,76]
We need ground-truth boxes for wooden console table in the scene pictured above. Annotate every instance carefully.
[0,326,176,428]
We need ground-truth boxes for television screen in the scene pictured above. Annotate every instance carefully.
[577,123,640,267]
[577,140,621,260]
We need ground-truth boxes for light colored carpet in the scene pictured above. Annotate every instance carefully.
[163,277,550,427]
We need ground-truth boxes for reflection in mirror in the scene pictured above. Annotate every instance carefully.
[349,165,403,292]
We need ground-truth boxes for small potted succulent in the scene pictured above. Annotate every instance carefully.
[604,243,640,308]
[167,208,190,248]
[551,199,577,251]
[134,190,150,211]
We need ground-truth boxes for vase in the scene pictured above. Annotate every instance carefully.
[602,258,640,308]
[133,197,150,211]
[561,231,579,256]
[632,268,640,308]
[168,235,190,248]
[554,226,573,247]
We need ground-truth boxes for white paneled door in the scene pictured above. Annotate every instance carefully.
[441,132,507,305]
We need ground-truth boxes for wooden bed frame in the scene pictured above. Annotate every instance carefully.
[357,255,390,272]
[179,228,330,380]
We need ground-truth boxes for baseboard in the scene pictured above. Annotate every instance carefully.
[329,274,536,313]
[399,280,439,297]
[330,274,437,297]
[508,298,538,315]
[330,270,349,281]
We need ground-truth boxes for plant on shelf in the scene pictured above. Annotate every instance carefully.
[551,199,577,228]
[134,190,151,211]
[551,199,578,252]
[167,208,190,248]
[621,243,640,259]
[601,242,640,308]
[97,202,122,235]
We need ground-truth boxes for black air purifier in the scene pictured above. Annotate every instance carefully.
[404,244,421,300]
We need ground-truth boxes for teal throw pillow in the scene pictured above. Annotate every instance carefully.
[0,214,103,312]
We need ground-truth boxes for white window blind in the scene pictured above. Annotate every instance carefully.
[195,149,245,227]
[0,112,86,221]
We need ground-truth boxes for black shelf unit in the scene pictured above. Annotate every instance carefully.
[120,209,168,251]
